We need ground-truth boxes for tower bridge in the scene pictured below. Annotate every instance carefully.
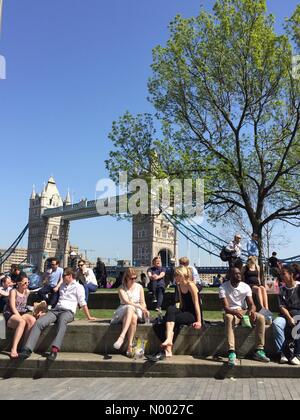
[28,177,178,271]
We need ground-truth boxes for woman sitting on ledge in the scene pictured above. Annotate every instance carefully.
[111,268,149,358]
[3,274,40,359]
[149,266,202,361]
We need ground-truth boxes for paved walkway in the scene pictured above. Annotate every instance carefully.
[0,377,300,400]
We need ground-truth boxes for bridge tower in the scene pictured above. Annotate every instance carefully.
[132,213,178,267]
[28,177,70,271]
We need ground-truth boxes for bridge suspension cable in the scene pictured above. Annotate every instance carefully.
[164,213,249,260]
[0,225,29,268]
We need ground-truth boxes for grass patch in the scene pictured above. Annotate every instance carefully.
[94,287,220,294]
[75,309,222,321]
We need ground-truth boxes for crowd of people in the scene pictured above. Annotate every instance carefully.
[0,236,299,367]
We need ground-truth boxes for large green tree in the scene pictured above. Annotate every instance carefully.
[106,0,300,257]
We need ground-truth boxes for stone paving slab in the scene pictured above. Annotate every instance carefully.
[0,377,300,400]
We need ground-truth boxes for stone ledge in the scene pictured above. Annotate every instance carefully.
[28,291,280,311]
[0,321,277,358]
[0,354,299,379]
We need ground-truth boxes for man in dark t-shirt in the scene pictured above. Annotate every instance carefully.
[268,252,281,279]
[273,266,300,365]
[147,256,166,311]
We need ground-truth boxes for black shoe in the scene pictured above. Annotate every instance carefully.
[46,352,57,362]
[146,351,166,363]
[18,348,32,360]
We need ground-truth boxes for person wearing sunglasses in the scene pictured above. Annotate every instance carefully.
[19,268,97,362]
[3,274,39,359]
[111,268,150,358]
[38,258,63,308]
[76,260,98,302]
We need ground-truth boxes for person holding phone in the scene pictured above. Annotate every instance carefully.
[76,260,98,302]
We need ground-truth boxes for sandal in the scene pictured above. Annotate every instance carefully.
[146,351,166,363]
[126,347,135,359]
[113,335,125,350]
[10,352,19,360]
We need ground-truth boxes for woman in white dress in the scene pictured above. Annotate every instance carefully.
[111,268,149,357]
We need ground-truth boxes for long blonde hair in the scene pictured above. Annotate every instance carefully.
[247,256,259,269]
[122,268,138,289]
[175,266,193,285]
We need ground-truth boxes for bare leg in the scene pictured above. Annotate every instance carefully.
[164,344,173,357]
[127,313,138,352]
[22,314,36,345]
[162,321,175,347]
[253,286,264,309]
[114,306,135,349]
[7,316,26,358]
[260,286,269,310]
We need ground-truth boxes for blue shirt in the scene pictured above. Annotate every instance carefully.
[247,239,259,257]
[48,267,64,288]
[148,266,166,288]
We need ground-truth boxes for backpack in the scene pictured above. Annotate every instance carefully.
[220,246,234,262]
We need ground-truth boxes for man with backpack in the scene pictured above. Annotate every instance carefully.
[221,234,243,269]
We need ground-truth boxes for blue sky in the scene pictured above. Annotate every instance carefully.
[0,0,299,265]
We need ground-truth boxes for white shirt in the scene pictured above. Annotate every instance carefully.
[76,268,98,286]
[189,266,201,285]
[219,281,252,310]
[226,241,242,258]
[120,283,143,305]
[0,286,13,297]
[56,280,87,314]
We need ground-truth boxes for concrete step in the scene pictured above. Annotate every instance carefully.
[0,321,277,358]
[28,291,280,312]
[0,353,299,379]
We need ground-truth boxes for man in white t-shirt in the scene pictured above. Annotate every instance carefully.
[219,268,270,366]
[179,257,201,286]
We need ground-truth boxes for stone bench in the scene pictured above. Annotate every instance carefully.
[0,320,277,358]
[28,291,280,312]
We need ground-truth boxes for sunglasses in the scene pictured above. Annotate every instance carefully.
[21,282,29,286]
[130,277,137,280]
[78,264,84,267]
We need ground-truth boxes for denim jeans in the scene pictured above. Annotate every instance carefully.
[273,316,300,356]
[151,280,165,309]
[38,284,59,307]
[83,283,98,302]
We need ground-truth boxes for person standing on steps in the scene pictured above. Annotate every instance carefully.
[225,234,243,270]
[95,258,108,289]
[247,233,259,258]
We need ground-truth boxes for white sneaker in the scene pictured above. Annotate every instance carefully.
[279,354,289,364]
[290,357,300,366]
